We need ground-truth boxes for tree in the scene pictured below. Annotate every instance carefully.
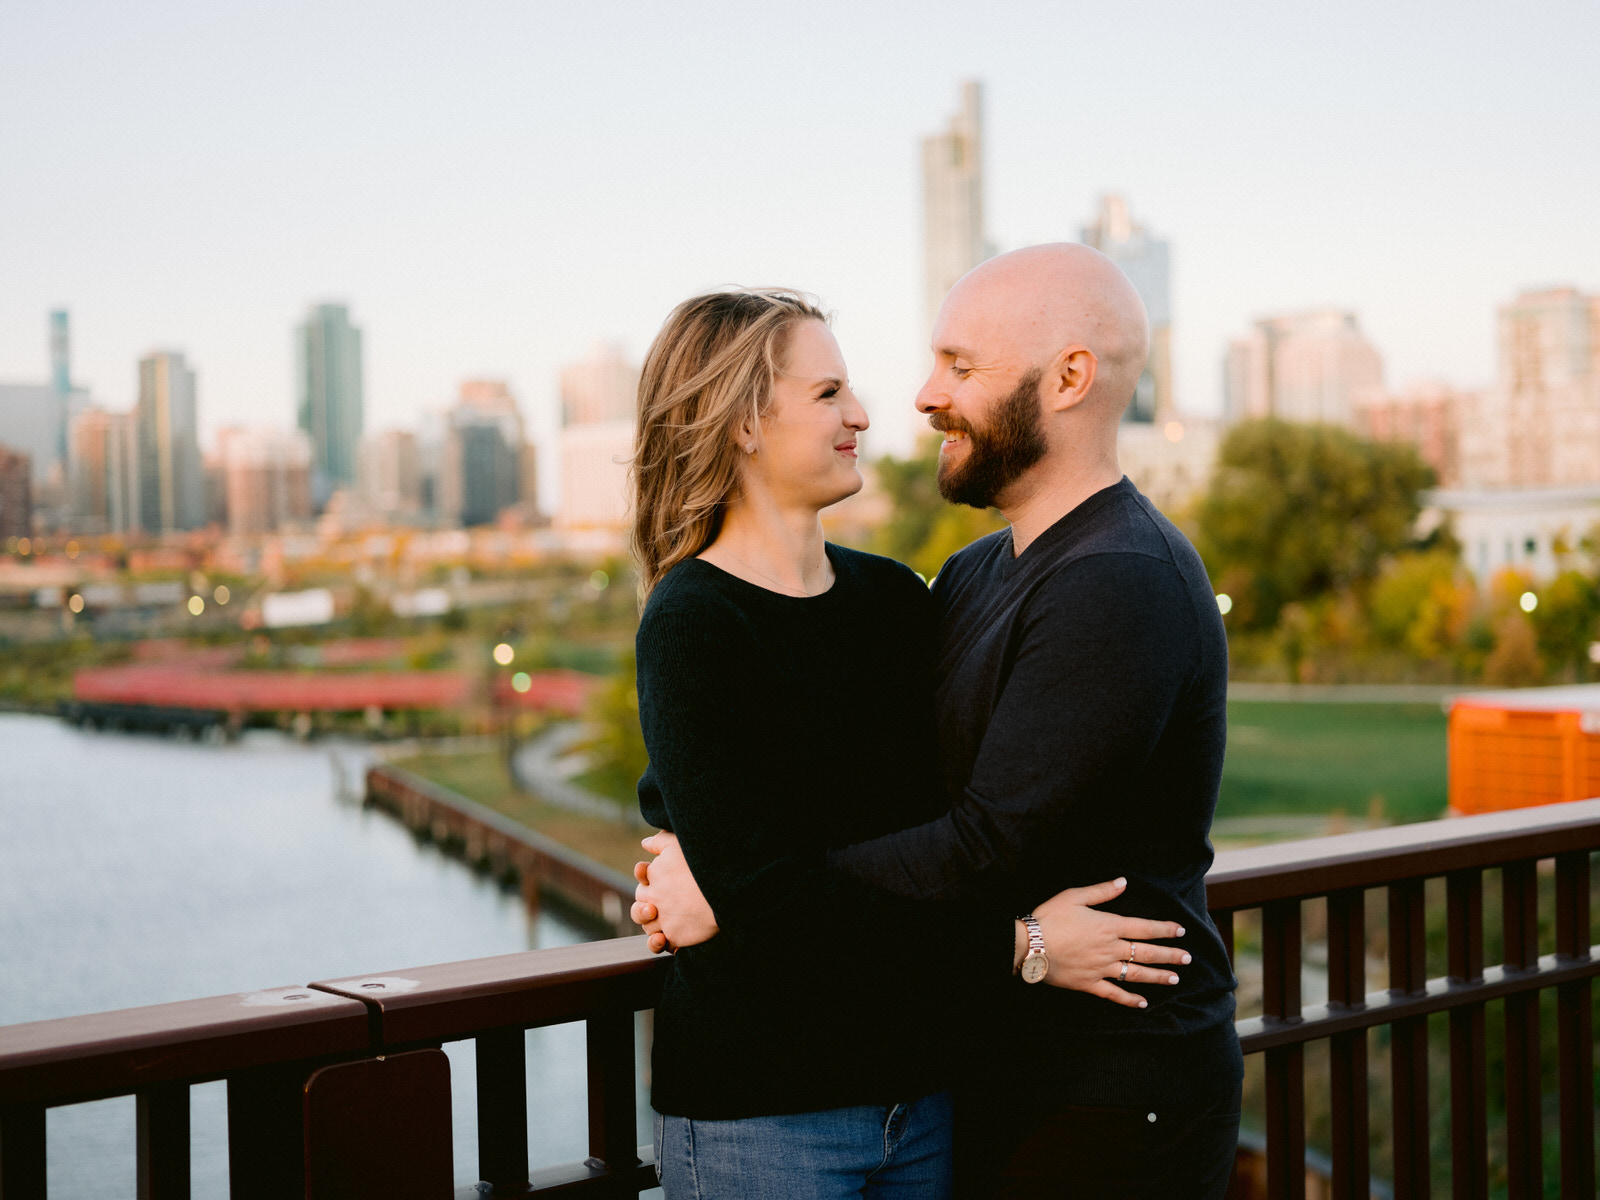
[871,435,1007,580]
[1196,419,1435,630]
[1531,569,1599,679]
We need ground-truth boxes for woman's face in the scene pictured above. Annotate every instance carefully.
[747,319,868,510]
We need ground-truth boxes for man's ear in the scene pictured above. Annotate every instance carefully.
[1045,346,1098,412]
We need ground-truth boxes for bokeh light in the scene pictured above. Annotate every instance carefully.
[511,672,531,693]
[493,643,515,665]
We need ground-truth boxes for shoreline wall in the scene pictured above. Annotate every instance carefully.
[364,762,641,937]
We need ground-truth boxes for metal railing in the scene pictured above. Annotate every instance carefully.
[2,800,1598,1199]
[1212,798,1600,1200]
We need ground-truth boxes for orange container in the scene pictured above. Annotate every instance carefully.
[1449,685,1600,814]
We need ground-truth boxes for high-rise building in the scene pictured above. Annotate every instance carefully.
[0,311,91,489]
[135,351,204,533]
[295,303,364,504]
[1223,311,1384,427]
[1353,382,1468,488]
[218,428,313,535]
[69,408,139,534]
[1082,196,1172,423]
[1455,287,1600,489]
[357,429,423,521]
[557,345,640,529]
[438,381,531,528]
[922,81,988,335]
[0,444,31,539]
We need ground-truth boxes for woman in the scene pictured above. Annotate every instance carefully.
[629,289,1182,1199]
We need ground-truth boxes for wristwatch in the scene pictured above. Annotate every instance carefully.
[1018,914,1048,984]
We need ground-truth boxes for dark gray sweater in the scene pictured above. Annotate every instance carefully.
[830,478,1242,1106]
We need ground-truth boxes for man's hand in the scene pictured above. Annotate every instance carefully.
[630,830,719,954]
[1017,877,1190,1008]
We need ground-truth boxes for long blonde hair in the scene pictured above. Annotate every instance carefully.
[630,288,828,603]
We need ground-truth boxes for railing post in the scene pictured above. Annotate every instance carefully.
[1262,900,1304,1200]
[1554,851,1594,1200]
[586,1010,639,1182]
[1388,878,1430,1200]
[1446,869,1488,1200]
[1326,888,1368,1200]
[137,1082,190,1200]
[0,1103,46,1200]
[477,1027,530,1194]
[1500,859,1542,1200]
[227,1062,308,1200]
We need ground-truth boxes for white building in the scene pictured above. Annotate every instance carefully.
[1426,485,1600,582]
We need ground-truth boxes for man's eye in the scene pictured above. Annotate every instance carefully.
[820,387,839,399]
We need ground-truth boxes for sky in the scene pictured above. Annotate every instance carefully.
[2,1,1597,508]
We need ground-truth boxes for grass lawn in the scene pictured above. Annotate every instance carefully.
[1219,701,1448,824]
[389,749,649,879]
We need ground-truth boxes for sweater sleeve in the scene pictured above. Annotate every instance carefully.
[826,552,1199,902]
[635,597,1015,975]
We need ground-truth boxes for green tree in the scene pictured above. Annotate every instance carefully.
[871,435,1007,580]
[582,649,649,791]
[1531,569,1599,678]
[1196,419,1435,631]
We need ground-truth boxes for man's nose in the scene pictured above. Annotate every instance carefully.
[915,371,949,414]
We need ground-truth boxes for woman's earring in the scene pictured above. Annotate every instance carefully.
[744,443,756,454]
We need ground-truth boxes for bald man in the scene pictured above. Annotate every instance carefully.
[638,245,1242,1197]
[817,244,1243,1196]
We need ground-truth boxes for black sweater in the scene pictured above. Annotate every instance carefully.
[830,478,1242,1106]
[636,547,1015,1119]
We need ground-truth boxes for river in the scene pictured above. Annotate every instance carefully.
[0,712,654,1197]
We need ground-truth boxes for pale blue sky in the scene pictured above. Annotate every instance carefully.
[2,0,1597,492]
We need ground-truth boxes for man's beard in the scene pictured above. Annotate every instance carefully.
[933,367,1048,509]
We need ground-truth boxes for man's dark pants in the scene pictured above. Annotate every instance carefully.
[955,1082,1242,1199]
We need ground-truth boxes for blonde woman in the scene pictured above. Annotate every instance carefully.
[630,290,1180,1199]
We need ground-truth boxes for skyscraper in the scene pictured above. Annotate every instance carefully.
[438,381,531,528]
[50,311,70,464]
[69,408,139,534]
[1222,311,1384,427]
[218,428,313,535]
[1454,286,1600,489]
[1081,196,1172,424]
[922,81,988,335]
[0,445,31,539]
[135,351,204,533]
[557,344,639,529]
[296,303,364,505]
[0,311,91,489]
[357,429,423,521]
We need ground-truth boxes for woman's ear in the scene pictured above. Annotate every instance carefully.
[734,414,758,455]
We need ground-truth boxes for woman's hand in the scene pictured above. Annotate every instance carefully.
[1018,877,1190,1008]
[631,830,720,953]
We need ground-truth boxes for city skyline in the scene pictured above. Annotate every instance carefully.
[2,1,1595,484]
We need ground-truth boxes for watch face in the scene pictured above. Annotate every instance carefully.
[1020,952,1049,984]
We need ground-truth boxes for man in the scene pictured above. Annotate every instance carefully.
[636,244,1241,1197]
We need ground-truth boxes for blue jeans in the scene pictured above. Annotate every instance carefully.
[654,1091,954,1199]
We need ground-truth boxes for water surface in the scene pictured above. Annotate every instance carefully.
[0,713,643,1196]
